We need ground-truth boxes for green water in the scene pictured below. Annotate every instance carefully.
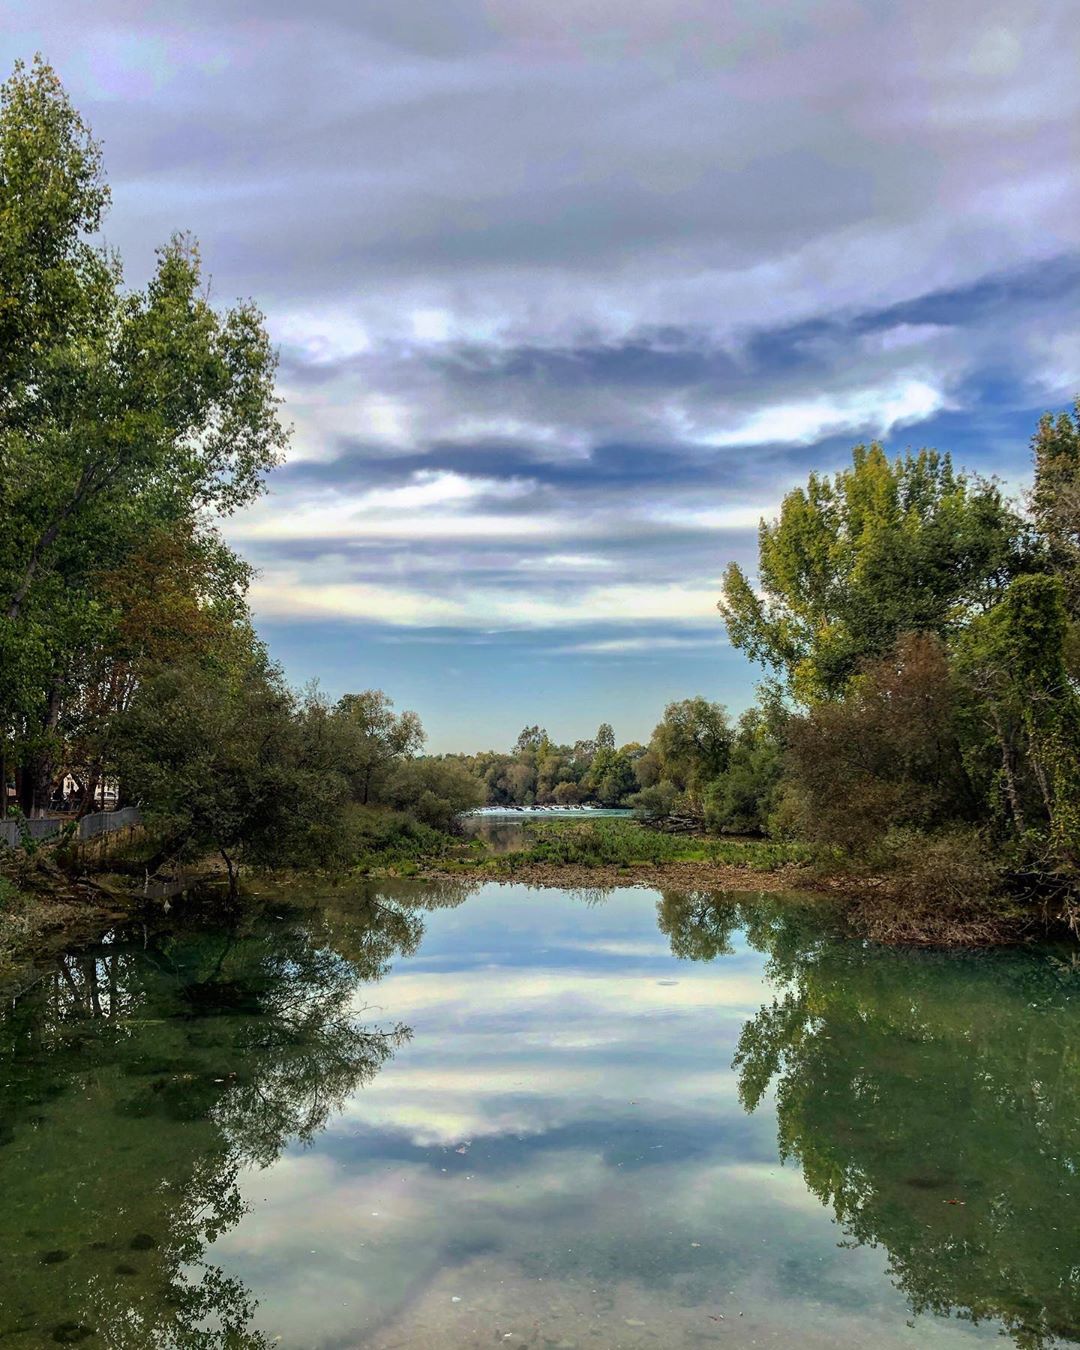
[0,881,1077,1348]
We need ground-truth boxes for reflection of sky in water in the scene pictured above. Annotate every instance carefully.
[210,885,999,1347]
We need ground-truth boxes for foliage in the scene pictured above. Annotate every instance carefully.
[335,690,424,806]
[782,632,978,852]
[1031,399,1080,620]
[713,414,1080,934]
[385,756,485,831]
[703,707,783,834]
[645,697,732,803]
[628,780,680,821]
[845,827,1014,945]
[446,721,644,809]
[719,444,1024,701]
[0,58,286,817]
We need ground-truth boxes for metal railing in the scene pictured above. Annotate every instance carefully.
[0,806,141,850]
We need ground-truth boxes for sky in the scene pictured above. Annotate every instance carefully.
[5,2,1080,751]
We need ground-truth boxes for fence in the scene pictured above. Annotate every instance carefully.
[0,806,141,850]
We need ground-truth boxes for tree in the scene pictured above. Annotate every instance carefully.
[719,445,1024,701]
[960,574,1080,871]
[0,58,287,813]
[387,756,485,831]
[584,746,637,805]
[1031,401,1080,621]
[704,707,783,835]
[61,519,252,814]
[647,697,732,803]
[111,642,301,883]
[595,722,615,751]
[783,632,978,853]
[335,690,424,805]
[514,725,549,754]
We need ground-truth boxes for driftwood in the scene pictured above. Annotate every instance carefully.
[649,814,706,836]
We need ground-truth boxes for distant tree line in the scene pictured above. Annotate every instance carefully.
[435,698,749,822]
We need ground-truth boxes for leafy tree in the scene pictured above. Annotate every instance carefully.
[335,690,424,805]
[646,697,732,805]
[514,725,549,754]
[719,445,1023,701]
[111,644,301,883]
[704,707,783,834]
[387,756,485,831]
[61,519,252,813]
[628,779,680,821]
[0,58,286,814]
[782,632,978,853]
[960,574,1080,874]
[584,746,637,805]
[1031,401,1080,620]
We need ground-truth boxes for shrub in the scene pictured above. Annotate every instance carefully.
[847,827,1013,944]
[627,781,680,821]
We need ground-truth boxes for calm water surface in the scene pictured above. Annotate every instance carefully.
[1,881,1078,1348]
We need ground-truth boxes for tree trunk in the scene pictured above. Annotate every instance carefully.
[220,848,237,893]
[28,677,64,816]
[80,769,101,818]
[16,764,32,816]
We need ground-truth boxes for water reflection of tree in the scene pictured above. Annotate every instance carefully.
[657,889,1080,1350]
[0,884,459,1348]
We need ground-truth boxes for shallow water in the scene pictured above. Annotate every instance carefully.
[1,880,1077,1348]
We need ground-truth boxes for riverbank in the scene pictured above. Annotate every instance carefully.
[0,810,1052,974]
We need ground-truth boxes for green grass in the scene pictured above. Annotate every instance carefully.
[346,808,481,875]
[496,818,811,871]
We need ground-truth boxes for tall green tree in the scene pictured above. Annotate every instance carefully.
[1031,401,1080,626]
[647,697,732,801]
[335,690,424,806]
[719,444,1023,701]
[960,573,1080,871]
[0,58,287,812]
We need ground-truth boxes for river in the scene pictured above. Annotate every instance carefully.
[0,879,1077,1348]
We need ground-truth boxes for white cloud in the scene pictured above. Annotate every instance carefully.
[232,471,544,541]
[689,378,948,449]
[516,553,615,571]
[248,573,725,628]
[556,635,724,655]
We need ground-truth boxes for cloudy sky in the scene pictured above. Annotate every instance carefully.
[7,2,1080,749]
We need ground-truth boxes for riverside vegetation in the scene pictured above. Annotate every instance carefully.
[1,60,1078,950]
